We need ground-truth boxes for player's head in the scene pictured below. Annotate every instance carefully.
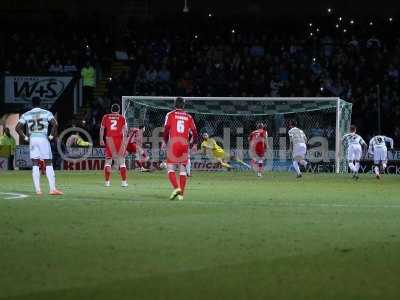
[32,97,41,108]
[174,97,185,109]
[256,122,265,129]
[288,119,297,128]
[111,103,120,114]
[350,125,357,133]
[202,132,209,140]
[139,125,145,131]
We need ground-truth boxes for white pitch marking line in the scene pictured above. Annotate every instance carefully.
[191,200,400,209]
[0,192,29,200]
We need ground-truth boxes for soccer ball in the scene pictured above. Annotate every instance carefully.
[159,161,167,169]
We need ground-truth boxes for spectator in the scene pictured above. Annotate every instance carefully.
[81,61,96,106]
[0,127,16,170]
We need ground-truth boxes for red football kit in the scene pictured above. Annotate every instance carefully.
[163,109,198,164]
[126,128,143,154]
[101,113,127,159]
[249,128,268,160]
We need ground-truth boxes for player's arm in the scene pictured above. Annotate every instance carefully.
[368,139,373,155]
[360,137,367,148]
[163,124,170,144]
[302,131,308,144]
[15,121,28,142]
[288,132,293,149]
[49,118,58,140]
[384,136,394,149]
[189,116,198,144]
[99,116,106,146]
[122,117,128,142]
[162,113,173,150]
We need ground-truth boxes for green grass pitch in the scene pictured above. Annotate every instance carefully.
[0,171,400,300]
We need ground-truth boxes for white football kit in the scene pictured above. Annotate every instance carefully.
[288,127,307,159]
[18,107,55,160]
[368,135,394,164]
[342,133,366,161]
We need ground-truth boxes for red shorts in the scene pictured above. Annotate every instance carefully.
[126,143,137,154]
[167,142,189,164]
[104,136,124,159]
[249,144,266,161]
[126,143,148,160]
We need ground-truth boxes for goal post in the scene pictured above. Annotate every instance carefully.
[122,96,352,173]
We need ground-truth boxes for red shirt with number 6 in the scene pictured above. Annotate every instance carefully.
[163,109,198,164]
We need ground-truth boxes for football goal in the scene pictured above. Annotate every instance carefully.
[122,96,352,173]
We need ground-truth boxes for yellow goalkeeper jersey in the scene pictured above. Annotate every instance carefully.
[201,138,225,158]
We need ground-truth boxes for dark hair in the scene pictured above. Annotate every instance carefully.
[138,125,145,129]
[289,119,297,127]
[175,97,185,109]
[257,122,265,129]
[111,103,120,113]
[350,125,357,132]
[32,97,41,107]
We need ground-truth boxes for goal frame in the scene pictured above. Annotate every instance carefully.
[122,96,348,174]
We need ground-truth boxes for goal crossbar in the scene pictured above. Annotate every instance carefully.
[122,96,341,102]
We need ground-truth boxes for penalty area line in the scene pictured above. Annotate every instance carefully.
[191,200,400,209]
[0,192,29,200]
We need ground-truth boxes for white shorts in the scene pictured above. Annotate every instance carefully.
[347,144,362,161]
[30,137,52,160]
[293,143,307,160]
[373,147,387,164]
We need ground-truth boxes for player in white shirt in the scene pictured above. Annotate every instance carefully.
[15,97,63,195]
[341,125,367,179]
[288,120,308,178]
[368,134,394,179]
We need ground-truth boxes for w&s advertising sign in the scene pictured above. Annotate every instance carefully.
[4,75,74,105]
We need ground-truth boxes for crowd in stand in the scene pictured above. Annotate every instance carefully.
[1,18,400,145]
[111,23,400,140]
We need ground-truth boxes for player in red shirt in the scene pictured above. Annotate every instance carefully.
[163,97,198,200]
[126,125,149,171]
[99,103,128,187]
[248,122,268,177]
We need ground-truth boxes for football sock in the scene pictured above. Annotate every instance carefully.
[382,163,387,170]
[120,166,127,181]
[45,165,56,191]
[348,162,356,173]
[186,159,191,175]
[299,159,307,166]
[179,172,187,194]
[32,166,41,192]
[258,162,263,173]
[252,160,257,171]
[293,161,301,175]
[355,162,360,173]
[104,165,111,181]
[168,171,179,189]
[374,166,380,175]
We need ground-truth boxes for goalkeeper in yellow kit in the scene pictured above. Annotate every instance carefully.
[200,133,231,169]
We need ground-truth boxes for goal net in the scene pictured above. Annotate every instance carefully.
[122,96,352,173]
